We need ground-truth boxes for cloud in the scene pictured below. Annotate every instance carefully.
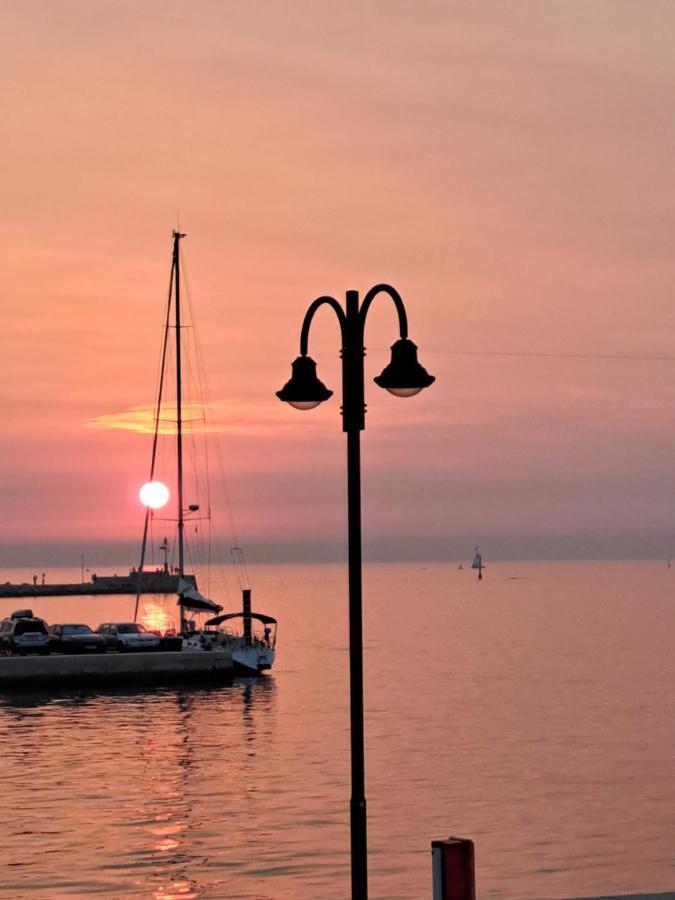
[85,399,331,437]
[87,403,203,435]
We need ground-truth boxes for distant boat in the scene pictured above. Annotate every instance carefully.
[458,563,464,570]
[471,546,484,580]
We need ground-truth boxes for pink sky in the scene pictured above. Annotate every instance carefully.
[3,2,675,567]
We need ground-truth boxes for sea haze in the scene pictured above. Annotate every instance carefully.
[0,561,673,899]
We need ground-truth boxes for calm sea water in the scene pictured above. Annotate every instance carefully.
[0,561,673,900]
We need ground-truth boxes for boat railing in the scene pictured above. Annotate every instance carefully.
[217,625,275,650]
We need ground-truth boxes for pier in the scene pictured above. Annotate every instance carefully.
[0,570,197,599]
[0,649,233,690]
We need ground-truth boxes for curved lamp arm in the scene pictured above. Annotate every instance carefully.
[359,283,409,340]
[300,296,347,356]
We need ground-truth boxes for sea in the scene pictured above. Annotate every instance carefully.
[0,560,673,900]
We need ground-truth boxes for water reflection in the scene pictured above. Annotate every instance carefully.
[0,678,277,898]
[3,562,673,899]
[141,680,277,899]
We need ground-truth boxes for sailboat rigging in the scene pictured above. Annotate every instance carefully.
[134,231,277,674]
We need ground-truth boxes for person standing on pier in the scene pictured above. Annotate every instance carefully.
[41,573,45,585]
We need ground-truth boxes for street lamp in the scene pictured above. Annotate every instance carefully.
[276,283,434,900]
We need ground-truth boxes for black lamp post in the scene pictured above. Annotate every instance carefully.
[276,283,434,900]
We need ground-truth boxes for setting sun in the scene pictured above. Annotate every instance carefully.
[139,481,170,510]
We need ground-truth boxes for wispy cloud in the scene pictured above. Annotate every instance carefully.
[87,403,202,435]
[85,400,330,437]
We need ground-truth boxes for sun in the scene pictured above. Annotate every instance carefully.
[139,481,170,509]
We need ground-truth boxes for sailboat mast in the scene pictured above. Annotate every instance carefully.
[173,230,186,631]
[133,240,175,624]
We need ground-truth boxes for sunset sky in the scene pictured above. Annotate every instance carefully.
[4,2,675,567]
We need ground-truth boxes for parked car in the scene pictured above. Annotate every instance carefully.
[0,610,50,656]
[48,624,107,654]
[95,622,161,652]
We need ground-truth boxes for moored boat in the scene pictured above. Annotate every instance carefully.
[181,599,277,674]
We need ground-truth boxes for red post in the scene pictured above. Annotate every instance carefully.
[431,837,475,900]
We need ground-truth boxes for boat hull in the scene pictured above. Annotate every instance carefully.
[182,633,275,675]
[232,644,275,675]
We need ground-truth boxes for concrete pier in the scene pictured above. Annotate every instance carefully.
[0,650,233,690]
[0,572,196,599]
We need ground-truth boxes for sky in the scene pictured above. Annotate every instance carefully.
[3,1,675,568]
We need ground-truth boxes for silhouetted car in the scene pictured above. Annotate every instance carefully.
[48,624,107,654]
[0,610,50,656]
[95,622,161,652]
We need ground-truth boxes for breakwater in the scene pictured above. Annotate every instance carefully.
[0,571,197,599]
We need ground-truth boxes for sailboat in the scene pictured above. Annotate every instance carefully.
[181,551,277,674]
[471,546,484,580]
[134,230,277,675]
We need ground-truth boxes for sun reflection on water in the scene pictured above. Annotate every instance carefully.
[152,881,199,899]
[139,597,176,635]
